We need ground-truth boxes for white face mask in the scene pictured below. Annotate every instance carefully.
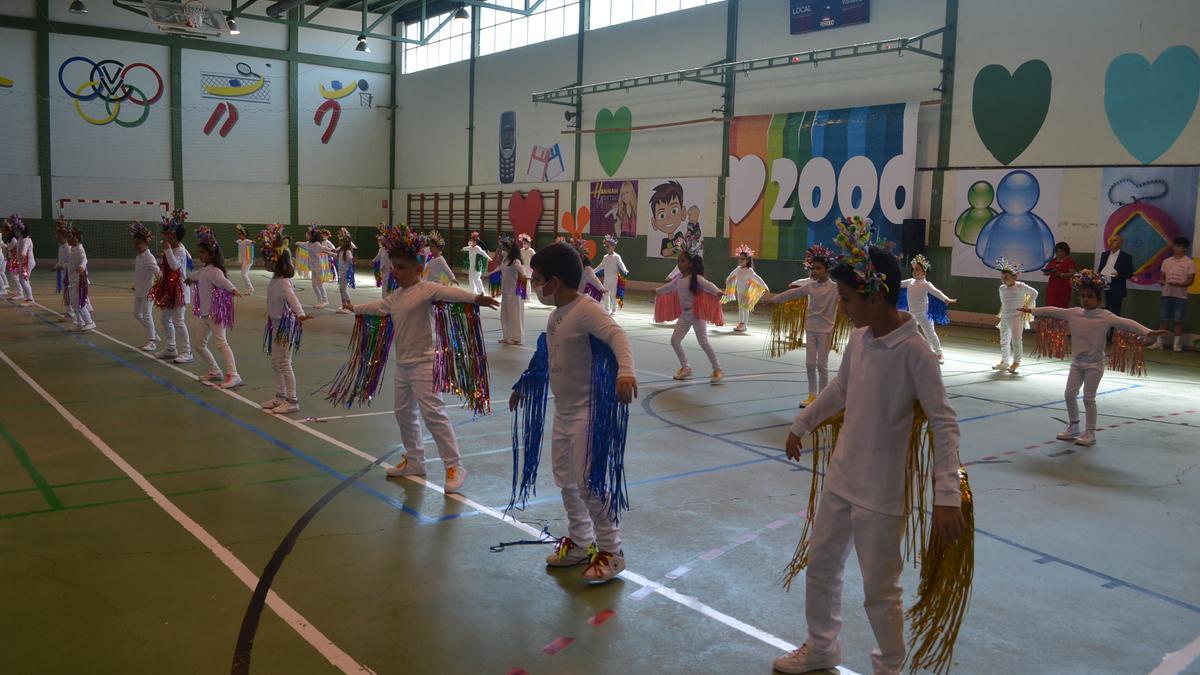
[534,280,553,304]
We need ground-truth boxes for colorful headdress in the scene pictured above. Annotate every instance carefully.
[680,230,704,258]
[994,258,1020,275]
[469,230,481,241]
[55,215,69,237]
[1071,268,1109,292]
[195,226,219,252]
[734,243,755,258]
[258,223,288,267]
[804,243,837,271]
[499,234,515,250]
[161,209,187,237]
[568,237,591,261]
[129,221,151,241]
[603,234,619,247]
[911,254,931,271]
[338,227,352,243]
[833,216,887,295]
[235,224,247,237]
[380,224,426,258]
[518,233,533,245]
[424,230,445,249]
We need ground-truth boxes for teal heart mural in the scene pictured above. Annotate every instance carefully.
[1105,45,1200,164]
[594,107,632,177]
[972,60,1052,165]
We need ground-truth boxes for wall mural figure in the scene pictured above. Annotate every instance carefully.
[58,56,163,128]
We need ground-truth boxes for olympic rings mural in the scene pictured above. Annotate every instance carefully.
[58,56,164,128]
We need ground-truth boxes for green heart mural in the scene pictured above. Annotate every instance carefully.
[972,60,1052,165]
[595,107,632,177]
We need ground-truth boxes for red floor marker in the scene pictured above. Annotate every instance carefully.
[587,609,616,626]
[542,637,575,656]
[507,669,527,675]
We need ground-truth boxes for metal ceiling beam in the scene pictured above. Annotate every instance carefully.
[531,27,947,105]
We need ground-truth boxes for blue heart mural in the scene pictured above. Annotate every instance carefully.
[1104,45,1200,164]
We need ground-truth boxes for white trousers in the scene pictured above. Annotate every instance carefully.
[312,276,328,304]
[552,412,621,552]
[806,331,832,396]
[671,314,721,371]
[160,305,191,354]
[197,316,238,376]
[239,263,254,294]
[68,279,92,326]
[380,273,391,299]
[500,293,524,342]
[601,291,619,314]
[338,274,352,305]
[738,306,750,326]
[6,271,19,295]
[393,360,461,470]
[467,270,484,295]
[270,343,297,402]
[134,296,158,342]
[1065,363,1104,432]
[0,268,7,294]
[806,490,906,675]
[18,273,33,301]
[998,314,1023,364]
[913,310,942,355]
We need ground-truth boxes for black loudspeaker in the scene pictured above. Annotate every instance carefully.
[902,218,927,256]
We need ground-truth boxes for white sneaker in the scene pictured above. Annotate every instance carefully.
[444,465,467,493]
[385,456,426,478]
[218,374,244,389]
[581,549,626,583]
[1075,431,1097,447]
[1056,423,1080,441]
[772,643,842,674]
[314,302,329,310]
[140,341,157,352]
[173,353,194,364]
[155,349,178,360]
[19,300,32,307]
[992,361,1009,371]
[336,307,351,314]
[271,400,299,414]
[546,537,591,567]
[1173,342,1183,353]
[1147,341,1163,351]
[199,371,223,385]
[260,396,283,409]
[673,366,693,380]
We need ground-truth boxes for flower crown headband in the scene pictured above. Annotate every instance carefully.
[518,233,533,244]
[499,234,515,250]
[161,209,187,236]
[195,226,219,252]
[804,243,838,270]
[381,224,426,258]
[424,230,445,249]
[129,221,151,241]
[258,223,288,267]
[568,237,591,260]
[1072,268,1108,292]
[337,227,352,242]
[735,243,755,257]
[994,257,1020,275]
[910,254,931,271]
[833,215,887,295]
[603,234,619,247]
[235,224,247,236]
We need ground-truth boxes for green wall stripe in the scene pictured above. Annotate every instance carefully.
[35,3,52,229]
[288,12,300,228]
[170,44,183,210]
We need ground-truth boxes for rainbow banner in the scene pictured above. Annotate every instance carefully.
[727,102,917,261]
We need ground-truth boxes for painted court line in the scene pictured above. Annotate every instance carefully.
[0,347,372,675]
[24,304,819,666]
[1149,632,1200,675]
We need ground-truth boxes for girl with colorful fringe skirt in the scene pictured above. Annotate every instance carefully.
[189,227,242,389]
[572,238,605,303]
[655,234,725,383]
[335,227,357,314]
[899,254,956,363]
[594,234,629,315]
[767,243,845,407]
[0,219,9,299]
[302,224,336,309]
[422,232,457,286]
[235,225,255,295]
[130,222,161,351]
[152,211,193,363]
[6,215,35,306]
[508,242,637,583]
[498,235,527,345]
[1023,269,1165,447]
[259,224,310,415]
[372,229,396,298]
[724,243,769,333]
[994,258,1038,374]
[330,226,500,494]
[64,222,96,332]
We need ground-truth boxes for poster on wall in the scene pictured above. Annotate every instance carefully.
[949,168,1063,280]
[790,0,870,34]
[643,178,713,259]
[727,102,917,261]
[1095,167,1199,289]
[589,180,638,237]
[494,109,567,183]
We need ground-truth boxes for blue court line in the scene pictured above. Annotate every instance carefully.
[30,314,466,525]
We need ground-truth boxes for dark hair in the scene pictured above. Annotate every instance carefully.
[308,229,321,243]
[740,254,754,269]
[650,180,684,210]
[530,242,582,289]
[1077,284,1101,301]
[200,241,228,275]
[387,247,419,264]
[831,246,902,306]
[504,241,521,264]
[1174,237,1191,248]
[1054,241,1070,254]
[685,252,705,294]
[274,249,295,278]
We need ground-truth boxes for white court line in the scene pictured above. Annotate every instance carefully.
[0,346,373,675]
[1149,633,1200,675]
[24,302,855,671]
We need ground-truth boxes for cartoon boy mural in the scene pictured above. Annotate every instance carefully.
[650,180,701,257]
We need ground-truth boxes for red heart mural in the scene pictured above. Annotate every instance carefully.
[507,190,544,239]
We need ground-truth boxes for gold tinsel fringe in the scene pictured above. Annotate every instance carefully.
[1109,329,1148,376]
[831,309,852,353]
[767,297,809,358]
[1032,317,1071,360]
[781,411,842,590]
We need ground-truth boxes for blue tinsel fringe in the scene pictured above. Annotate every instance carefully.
[585,335,631,524]
[898,288,950,326]
[346,262,356,289]
[507,332,550,514]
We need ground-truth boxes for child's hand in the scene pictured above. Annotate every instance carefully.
[932,504,966,542]
[475,294,501,309]
[298,314,313,323]
[509,390,522,411]
[1144,330,1170,340]
[341,302,355,312]
[616,375,638,404]
[1017,307,1032,314]
[785,431,806,460]
[948,298,958,304]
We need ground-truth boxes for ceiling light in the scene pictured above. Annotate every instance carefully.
[226,16,240,35]
[453,3,469,20]
[356,35,370,52]
[68,0,88,14]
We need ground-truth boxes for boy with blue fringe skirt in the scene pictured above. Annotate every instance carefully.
[508,242,638,583]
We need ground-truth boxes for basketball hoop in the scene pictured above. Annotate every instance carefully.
[183,0,208,29]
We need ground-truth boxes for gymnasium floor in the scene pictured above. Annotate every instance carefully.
[1,268,1197,675]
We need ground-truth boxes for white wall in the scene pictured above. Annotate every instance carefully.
[0,26,41,218]
[299,7,392,65]
[394,59,470,190]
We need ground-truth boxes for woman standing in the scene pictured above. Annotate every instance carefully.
[1042,242,1076,308]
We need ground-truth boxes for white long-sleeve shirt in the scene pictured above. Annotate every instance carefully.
[775,277,839,333]
[267,277,306,321]
[19,238,34,272]
[462,243,488,272]
[500,259,525,295]
[336,248,355,271]
[579,266,605,295]
[725,265,767,294]
[1030,306,1151,369]
[307,240,336,274]
[354,281,480,365]
[655,273,722,316]
[188,264,236,316]
[164,244,191,305]
[547,295,635,409]
[423,255,455,285]
[67,243,87,283]
[901,278,951,312]
[519,246,534,270]
[134,249,160,297]
[595,252,629,285]
[237,239,254,268]
[56,243,70,270]
[998,281,1038,316]
[791,316,962,515]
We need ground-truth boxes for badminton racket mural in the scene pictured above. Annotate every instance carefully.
[199,61,272,138]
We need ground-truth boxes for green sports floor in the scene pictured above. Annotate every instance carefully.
[1,268,1198,675]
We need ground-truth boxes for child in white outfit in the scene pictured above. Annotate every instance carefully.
[65,226,95,332]
[462,233,489,295]
[305,225,336,309]
[130,222,161,351]
[372,235,394,298]
[594,235,629,315]
[900,255,956,363]
[189,228,242,389]
[656,243,724,384]
[155,214,193,363]
[335,227,357,313]
[235,225,255,295]
[5,215,35,306]
[422,235,457,286]
[259,227,311,415]
[995,259,1038,373]
[498,236,527,345]
[770,245,840,407]
[55,226,74,323]
[725,244,768,332]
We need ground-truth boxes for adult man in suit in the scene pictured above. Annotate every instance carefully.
[1096,234,1134,341]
